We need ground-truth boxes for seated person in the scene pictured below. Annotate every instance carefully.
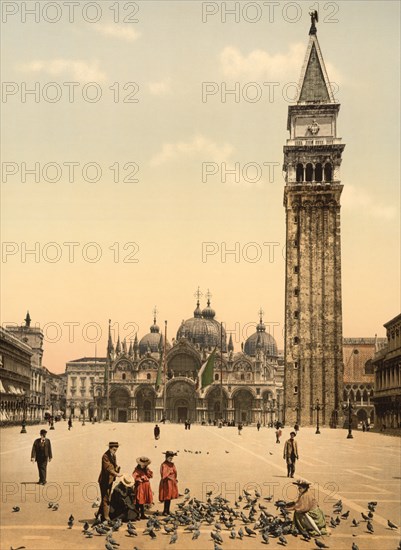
[286,480,328,537]
[109,474,138,522]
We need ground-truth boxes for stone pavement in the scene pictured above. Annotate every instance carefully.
[1,421,400,550]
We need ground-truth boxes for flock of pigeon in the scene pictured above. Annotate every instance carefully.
[9,482,400,549]
[70,488,400,550]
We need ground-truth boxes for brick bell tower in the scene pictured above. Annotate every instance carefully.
[283,13,345,427]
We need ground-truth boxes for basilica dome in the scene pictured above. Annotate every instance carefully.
[244,314,278,357]
[139,316,169,356]
[176,299,226,351]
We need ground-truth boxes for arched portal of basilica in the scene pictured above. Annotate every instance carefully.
[166,379,197,423]
[110,386,130,422]
[233,389,254,424]
[136,385,157,422]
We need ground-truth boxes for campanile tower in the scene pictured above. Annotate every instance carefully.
[283,15,345,427]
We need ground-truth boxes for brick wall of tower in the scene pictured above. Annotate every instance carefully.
[284,183,343,426]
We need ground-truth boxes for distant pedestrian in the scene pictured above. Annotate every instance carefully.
[362,422,366,432]
[159,451,178,515]
[68,417,72,430]
[31,429,52,485]
[154,424,160,440]
[133,456,153,519]
[294,423,299,433]
[96,442,122,522]
[275,427,282,443]
[184,420,188,430]
[187,420,191,430]
[238,422,243,435]
[283,431,299,478]
[257,421,261,432]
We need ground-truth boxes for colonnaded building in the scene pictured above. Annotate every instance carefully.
[65,298,284,424]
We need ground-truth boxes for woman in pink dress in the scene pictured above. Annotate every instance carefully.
[133,456,153,519]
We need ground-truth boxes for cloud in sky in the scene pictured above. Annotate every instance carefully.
[148,78,171,96]
[18,59,106,81]
[343,185,397,220]
[151,135,234,167]
[93,24,141,42]
[220,43,342,85]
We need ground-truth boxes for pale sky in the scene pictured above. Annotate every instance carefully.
[1,1,400,373]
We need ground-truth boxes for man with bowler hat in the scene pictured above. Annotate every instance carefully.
[283,431,299,477]
[31,429,52,485]
[96,442,122,522]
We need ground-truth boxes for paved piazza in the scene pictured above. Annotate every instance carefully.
[1,422,400,550]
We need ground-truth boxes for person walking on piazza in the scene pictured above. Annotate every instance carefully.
[238,422,243,435]
[133,456,153,519]
[31,429,52,485]
[159,451,179,515]
[283,431,299,478]
[257,421,261,431]
[96,441,122,522]
[68,417,72,430]
[275,426,282,443]
[154,424,160,440]
[285,480,328,537]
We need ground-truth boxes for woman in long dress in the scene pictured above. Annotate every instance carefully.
[159,451,179,515]
[133,456,153,519]
[286,480,328,536]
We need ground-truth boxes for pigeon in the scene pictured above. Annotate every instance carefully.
[127,525,137,536]
[230,528,236,539]
[341,510,350,519]
[314,539,329,549]
[52,504,59,511]
[352,543,359,550]
[47,502,54,509]
[169,531,178,544]
[67,517,74,529]
[105,543,115,550]
[238,527,244,539]
[83,522,89,531]
[262,531,270,544]
[10,547,26,550]
[12,507,20,512]
[211,531,223,544]
[361,512,369,521]
[184,488,190,494]
[388,520,398,530]
[367,521,374,534]
[192,529,200,540]
[106,533,119,545]
[278,535,288,545]
[245,526,256,536]
[351,519,360,527]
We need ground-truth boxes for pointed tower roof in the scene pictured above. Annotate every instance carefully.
[116,335,121,355]
[25,311,31,327]
[107,319,114,356]
[228,334,234,353]
[297,33,335,104]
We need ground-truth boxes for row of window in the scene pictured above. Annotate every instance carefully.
[296,162,333,183]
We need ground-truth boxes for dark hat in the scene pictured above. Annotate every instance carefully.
[293,480,311,488]
[163,450,177,457]
[40,429,47,435]
[290,431,296,436]
[108,441,119,448]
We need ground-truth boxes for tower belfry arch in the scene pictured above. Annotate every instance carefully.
[283,18,345,427]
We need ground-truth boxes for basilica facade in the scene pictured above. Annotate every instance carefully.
[65,299,284,425]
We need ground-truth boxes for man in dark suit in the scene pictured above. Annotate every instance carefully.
[31,429,52,484]
[96,441,122,522]
[283,431,299,478]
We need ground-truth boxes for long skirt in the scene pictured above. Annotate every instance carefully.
[293,506,327,536]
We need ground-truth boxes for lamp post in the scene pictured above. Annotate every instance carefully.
[311,399,321,434]
[343,400,354,438]
[20,397,27,434]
